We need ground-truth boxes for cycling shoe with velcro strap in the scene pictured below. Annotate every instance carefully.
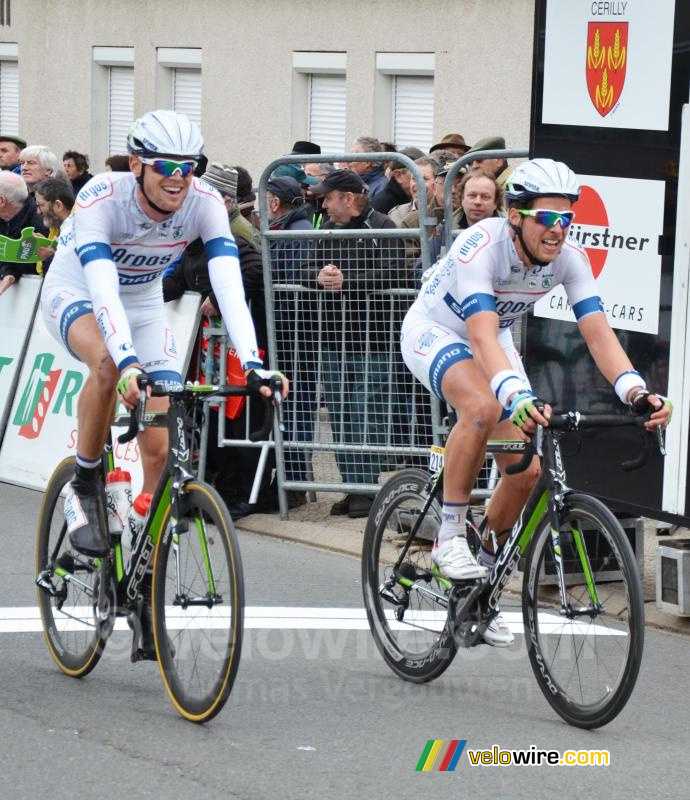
[64,481,108,556]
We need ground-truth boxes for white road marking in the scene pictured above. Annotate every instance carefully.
[0,607,626,635]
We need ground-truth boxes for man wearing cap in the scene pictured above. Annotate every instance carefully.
[290,141,321,157]
[371,147,424,216]
[0,134,26,174]
[302,168,407,518]
[429,133,470,157]
[466,136,509,184]
[201,161,261,252]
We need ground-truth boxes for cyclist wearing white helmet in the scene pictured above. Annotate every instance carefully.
[41,109,288,561]
[400,157,671,646]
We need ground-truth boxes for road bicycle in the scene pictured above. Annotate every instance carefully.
[36,375,281,723]
[362,409,663,729]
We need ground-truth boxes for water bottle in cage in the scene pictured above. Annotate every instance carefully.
[123,492,153,572]
[105,468,132,536]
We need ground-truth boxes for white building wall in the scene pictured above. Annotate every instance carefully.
[0,0,534,179]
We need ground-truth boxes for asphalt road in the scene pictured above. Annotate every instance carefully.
[1,481,688,799]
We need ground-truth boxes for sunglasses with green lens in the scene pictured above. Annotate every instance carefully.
[139,157,197,178]
[517,209,575,229]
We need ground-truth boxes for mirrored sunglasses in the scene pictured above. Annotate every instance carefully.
[139,157,197,178]
[517,209,575,229]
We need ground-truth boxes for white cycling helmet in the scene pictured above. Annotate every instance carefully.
[126,109,204,160]
[504,158,580,203]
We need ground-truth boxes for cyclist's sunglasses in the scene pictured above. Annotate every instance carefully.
[517,209,575,229]
[139,157,197,178]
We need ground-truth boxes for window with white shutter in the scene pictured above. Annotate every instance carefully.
[173,68,201,127]
[393,75,434,152]
[108,66,134,155]
[309,74,346,153]
[0,58,19,135]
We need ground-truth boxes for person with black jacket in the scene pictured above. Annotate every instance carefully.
[0,171,49,296]
[302,169,409,518]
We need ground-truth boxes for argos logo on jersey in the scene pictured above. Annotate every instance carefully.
[455,226,490,263]
[77,178,115,208]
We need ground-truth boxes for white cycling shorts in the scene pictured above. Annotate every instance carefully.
[41,282,181,384]
[400,310,529,403]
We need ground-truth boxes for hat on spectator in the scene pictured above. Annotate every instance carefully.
[466,136,506,156]
[0,134,27,149]
[429,133,469,154]
[267,176,305,206]
[309,168,367,195]
[201,162,238,199]
[434,159,467,179]
[273,162,318,186]
[291,140,321,155]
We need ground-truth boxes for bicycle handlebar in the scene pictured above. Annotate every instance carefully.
[504,409,663,475]
[116,375,283,445]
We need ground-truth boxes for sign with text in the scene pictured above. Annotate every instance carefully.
[542,0,675,130]
[534,174,664,334]
[0,277,42,443]
[0,293,200,492]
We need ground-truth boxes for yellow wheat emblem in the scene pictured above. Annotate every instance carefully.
[595,68,614,111]
[607,28,626,70]
[587,28,605,70]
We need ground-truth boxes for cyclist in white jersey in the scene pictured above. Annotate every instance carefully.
[401,158,671,646]
[41,110,287,559]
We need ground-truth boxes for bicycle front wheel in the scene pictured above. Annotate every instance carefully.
[152,481,244,723]
[522,493,644,728]
[362,468,457,682]
[36,457,106,677]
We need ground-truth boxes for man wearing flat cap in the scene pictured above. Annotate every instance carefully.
[466,135,509,184]
[302,169,408,518]
[0,134,26,174]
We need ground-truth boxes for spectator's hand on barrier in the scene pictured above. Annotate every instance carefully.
[317,263,343,291]
[245,368,290,400]
[200,296,218,317]
[116,365,148,410]
[0,274,16,296]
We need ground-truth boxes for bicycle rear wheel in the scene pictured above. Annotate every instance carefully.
[362,468,457,682]
[522,493,644,728]
[152,481,244,723]
[36,457,106,676]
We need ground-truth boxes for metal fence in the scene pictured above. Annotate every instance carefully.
[204,148,528,517]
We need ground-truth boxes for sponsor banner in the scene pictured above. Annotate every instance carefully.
[534,174,663,334]
[542,0,675,131]
[0,292,200,492]
[0,276,42,443]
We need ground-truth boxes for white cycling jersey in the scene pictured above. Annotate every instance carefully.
[410,216,603,333]
[401,217,604,401]
[42,171,262,373]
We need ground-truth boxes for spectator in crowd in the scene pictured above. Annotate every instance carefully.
[0,172,49,296]
[105,154,130,172]
[371,146,425,215]
[62,150,93,194]
[388,155,436,228]
[458,169,503,228]
[20,145,65,192]
[0,134,26,173]
[290,140,321,159]
[163,163,271,518]
[267,175,316,508]
[429,133,470,158]
[347,136,387,198]
[33,177,74,260]
[301,168,407,518]
[202,162,261,252]
[465,135,510,185]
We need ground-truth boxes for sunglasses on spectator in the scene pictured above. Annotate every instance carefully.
[139,157,197,177]
[517,209,575,229]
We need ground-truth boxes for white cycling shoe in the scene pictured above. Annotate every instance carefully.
[481,610,514,647]
[432,536,488,581]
